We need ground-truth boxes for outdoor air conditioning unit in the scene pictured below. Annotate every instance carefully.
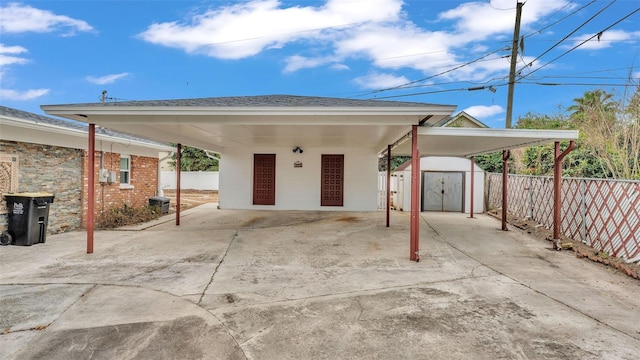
[99,169,109,183]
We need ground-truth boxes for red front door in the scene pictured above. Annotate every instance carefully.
[321,154,344,206]
[253,154,276,205]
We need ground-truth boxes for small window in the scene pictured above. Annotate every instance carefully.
[120,155,131,185]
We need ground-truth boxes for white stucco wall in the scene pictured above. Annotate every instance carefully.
[219,146,379,211]
[397,156,484,214]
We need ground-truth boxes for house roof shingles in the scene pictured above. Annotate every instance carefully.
[44,94,453,108]
[0,105,172,147]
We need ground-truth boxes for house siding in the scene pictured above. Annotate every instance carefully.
[220,146,378,211]
[1,140,83,233]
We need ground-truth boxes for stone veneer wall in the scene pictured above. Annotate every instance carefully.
[0,140,83,233]
[83,151,159,227]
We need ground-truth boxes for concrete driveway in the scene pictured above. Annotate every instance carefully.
[1,204,639,359]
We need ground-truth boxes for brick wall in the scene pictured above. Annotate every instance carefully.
[1,141,160,234]
[82,151,159,227]
[0,140,83,233]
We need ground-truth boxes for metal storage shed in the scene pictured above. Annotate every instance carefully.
[394,156,484,214]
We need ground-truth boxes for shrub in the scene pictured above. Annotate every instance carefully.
[97,203,161,229]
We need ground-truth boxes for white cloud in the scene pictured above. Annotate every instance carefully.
[353,72,409,89]
[0,2,93,35]
[439,0,573,42]
[330,63,349,71]
[284,55,331,73]
[139,0,403,59]
[0,88,49,100]
[137,0,573,86]
[0,43,29,66]
[86,73,130,85]
[573,30,640,51]
[462,105,504,119]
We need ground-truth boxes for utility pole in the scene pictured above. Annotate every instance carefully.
[505,2,524,129]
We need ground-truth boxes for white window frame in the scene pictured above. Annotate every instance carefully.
[119,155,133,189]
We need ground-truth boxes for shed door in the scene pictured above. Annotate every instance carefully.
[253,154,276,205]
[321,154,344,206]
[422,171,463,212]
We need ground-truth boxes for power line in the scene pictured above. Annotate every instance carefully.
[516,0,617,77]
[519,6,640,80]
[521,0,596,38]
[518,81,637,87]
[366,46,509,95]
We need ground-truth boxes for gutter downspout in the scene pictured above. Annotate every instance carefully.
[204,150,220,161]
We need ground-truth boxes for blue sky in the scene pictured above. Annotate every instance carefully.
[1,0,638,128]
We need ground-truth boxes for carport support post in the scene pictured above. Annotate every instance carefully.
[87,123,95,254]
[469,156,475,219]
[176,143,181,226]
[410,125,420,261]
[501,150,510,231]
[553,140,575,244]
[386,144,391,227]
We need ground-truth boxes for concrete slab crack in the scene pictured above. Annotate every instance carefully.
[212,313,250,360]
[197,230,239,306]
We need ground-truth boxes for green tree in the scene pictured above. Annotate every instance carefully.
[378,156,412,171]
[568,88,640,179]
[474,151,516,173]
[169,146,219,171]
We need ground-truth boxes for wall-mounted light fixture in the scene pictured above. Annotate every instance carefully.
[292,146,303,153]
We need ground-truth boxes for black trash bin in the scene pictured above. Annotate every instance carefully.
[4,193,55,246]
[149,196,170,214]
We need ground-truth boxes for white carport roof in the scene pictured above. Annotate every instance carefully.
[388,127,580,157]
[41,95,578,156]
[1,105,174,157]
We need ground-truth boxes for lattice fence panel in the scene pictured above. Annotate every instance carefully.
[507,175,530,219]
[583,180,640,260]
[530,176,554,230]
[487,173,503,210]
[487,174,640,263]
[561,178,585,242]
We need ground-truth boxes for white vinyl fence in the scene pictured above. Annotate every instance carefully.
[160,171,219,191]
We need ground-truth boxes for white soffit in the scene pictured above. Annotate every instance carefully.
[388,127,580,157]
[41,104,456,152]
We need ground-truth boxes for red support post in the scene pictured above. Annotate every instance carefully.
[553,140,576,247]
[176,143,181,226]
[501,150,510,231]
[410,125,420,261]
[469,156,475,219]
[386,144,391,228]
[87,123,95,254]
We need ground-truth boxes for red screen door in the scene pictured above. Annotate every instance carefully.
[321,154,344,206]
[253,154,276,205]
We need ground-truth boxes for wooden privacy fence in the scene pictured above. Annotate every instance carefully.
[487,174,640,264]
